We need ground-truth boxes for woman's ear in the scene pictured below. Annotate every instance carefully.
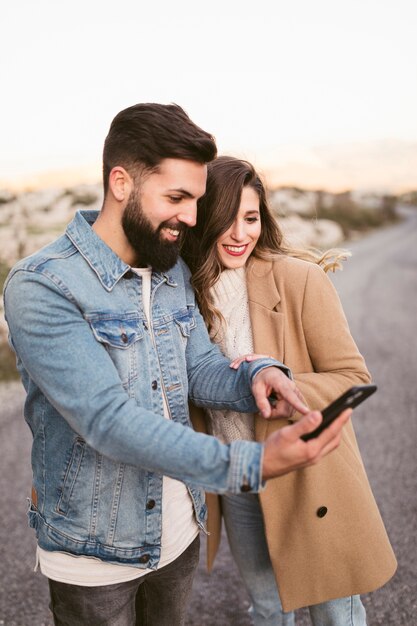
[108,166,132,203]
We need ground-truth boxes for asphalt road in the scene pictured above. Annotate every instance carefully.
[0,210,416,625]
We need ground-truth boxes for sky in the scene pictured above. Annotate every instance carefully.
[1,0,417,192]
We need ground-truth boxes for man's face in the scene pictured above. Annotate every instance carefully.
[122,158,207,271]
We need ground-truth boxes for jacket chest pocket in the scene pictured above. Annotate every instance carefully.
[88,314,144,386]
[173,310,196,346]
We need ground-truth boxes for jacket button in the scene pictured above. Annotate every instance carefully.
[139,554,150,564]
[146,499,156,510]
[317,506,328,518]
[121,333,128,344]
[124,270,135,279]
[151,380,158,390]
[240,484,251,493]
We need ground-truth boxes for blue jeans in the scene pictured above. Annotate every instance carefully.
[48,536,200,625]
[221,493,367,626]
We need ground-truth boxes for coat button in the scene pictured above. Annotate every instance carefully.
[151,380,158,390]
[240,484,251,493]
[124,270,135,279]
[316,506,328,518]
[138,554,150,564]
[121,333,128,344]
[146,499,156,510]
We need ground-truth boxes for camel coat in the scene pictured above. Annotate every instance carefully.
[191,255,397,612]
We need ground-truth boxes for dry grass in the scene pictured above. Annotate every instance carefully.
[0,341,18,382]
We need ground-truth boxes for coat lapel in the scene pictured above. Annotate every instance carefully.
[246,258,281,311]
[247,258,286,441]
[246,259,284,359]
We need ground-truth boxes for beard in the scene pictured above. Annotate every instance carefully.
[122,191,186,272]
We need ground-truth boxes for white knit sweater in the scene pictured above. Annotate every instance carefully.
[206,267,255,443]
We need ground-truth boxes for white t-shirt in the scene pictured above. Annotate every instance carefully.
[37,267,198,585]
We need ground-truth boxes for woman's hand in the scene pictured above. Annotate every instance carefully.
[229,353,274,369]
[231,356,308,419]
[251,366,309,419]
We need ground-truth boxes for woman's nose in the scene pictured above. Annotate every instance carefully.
[230,221,245,241]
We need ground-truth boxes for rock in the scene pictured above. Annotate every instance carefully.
[278,215,344,249]
[0,189,16,205]
[270,188,316,216]
[67,183,102,207]
[310,218,345,248]
[0,184,102,266]
[17,188,65,214]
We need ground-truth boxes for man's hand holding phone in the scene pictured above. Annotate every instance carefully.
[261,384,377,480]
[262,408,352,480]
[301,384,377,441]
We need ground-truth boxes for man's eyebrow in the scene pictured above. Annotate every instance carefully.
[167,188,195,198]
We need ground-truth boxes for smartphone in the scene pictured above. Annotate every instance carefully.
[301,384,377,441]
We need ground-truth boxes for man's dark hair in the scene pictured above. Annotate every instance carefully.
[102,103,217,194]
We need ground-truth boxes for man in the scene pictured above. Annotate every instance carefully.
[4,103,350,625]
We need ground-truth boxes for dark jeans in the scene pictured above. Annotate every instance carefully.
[48,536,200,626]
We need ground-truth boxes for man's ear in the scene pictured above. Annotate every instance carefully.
[108,166,132,203]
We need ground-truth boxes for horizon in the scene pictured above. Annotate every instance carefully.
[1,147,416,196]
[2,1,417,195]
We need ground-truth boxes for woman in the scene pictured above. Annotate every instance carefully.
[182,157,396,625]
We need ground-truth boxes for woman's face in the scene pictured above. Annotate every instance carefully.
[216,186,261,269]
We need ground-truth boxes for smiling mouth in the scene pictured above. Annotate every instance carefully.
[223,244,249,256]
[161,226,181,240]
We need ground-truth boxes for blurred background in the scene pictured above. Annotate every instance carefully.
[1,2,416,624]
[1,0,417,381]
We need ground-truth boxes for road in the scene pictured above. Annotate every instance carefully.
[0,210,416,625]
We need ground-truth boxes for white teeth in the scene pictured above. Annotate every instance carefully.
[224,245,246,252]
[166,228,180,236]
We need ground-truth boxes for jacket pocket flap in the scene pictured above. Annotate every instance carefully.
[88,314,143,348]
[174,311,196,337]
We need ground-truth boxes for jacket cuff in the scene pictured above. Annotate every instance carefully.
[227,440,265,493]
[248,358,293,381]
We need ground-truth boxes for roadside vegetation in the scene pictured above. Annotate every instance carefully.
[0,261,18,382]
[0,343,18,382]
[314,194,399,237]
[0,185,414,383]
[269,187,401,239]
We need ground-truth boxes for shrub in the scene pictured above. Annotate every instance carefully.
[0,260,10,291]
[0,261,18,381]
[314,195,399,237]
[0,341,18,382]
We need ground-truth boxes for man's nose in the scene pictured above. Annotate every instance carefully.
[177,204,197,228]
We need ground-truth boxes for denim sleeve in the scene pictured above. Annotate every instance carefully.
[4,269,265,494]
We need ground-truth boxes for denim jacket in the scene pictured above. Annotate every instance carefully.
[4,210,289,569]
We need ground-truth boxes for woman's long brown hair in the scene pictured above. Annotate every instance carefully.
[181,156,347,333]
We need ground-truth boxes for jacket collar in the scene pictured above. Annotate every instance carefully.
[246,257,281,310]
[66,210,130,291]
[66,210,177,291]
